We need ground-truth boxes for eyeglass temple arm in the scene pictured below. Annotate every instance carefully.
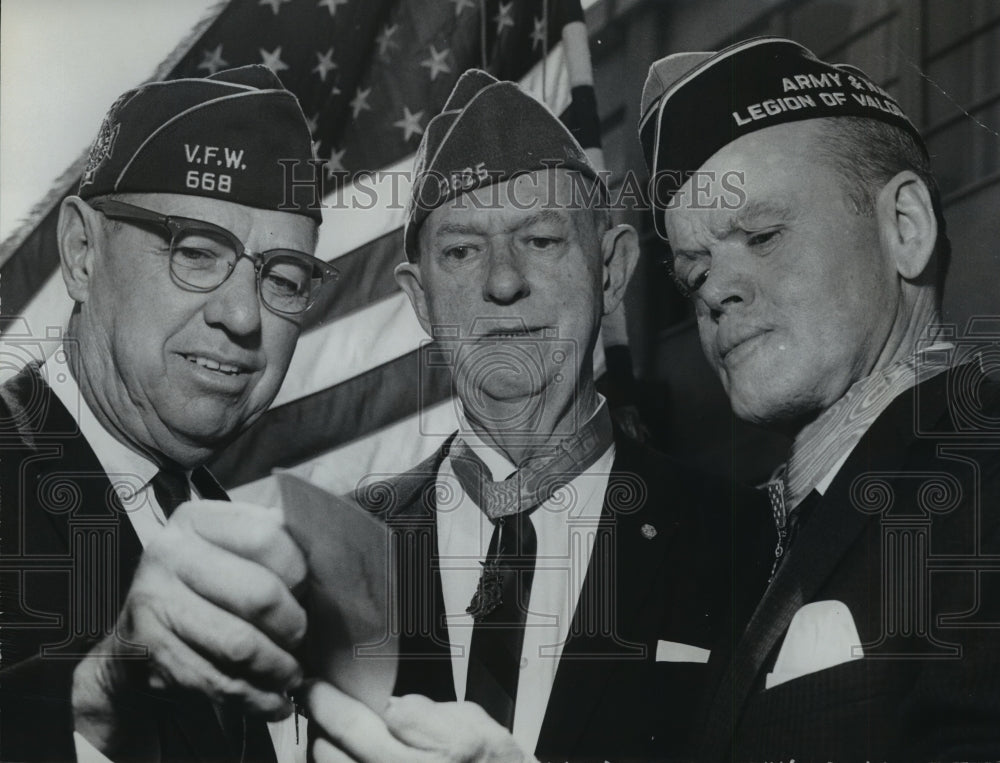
[89,200,168,226]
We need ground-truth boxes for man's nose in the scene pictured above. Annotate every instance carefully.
[699,247,754,321]
[482,242,530,305]
[202,257,263,337]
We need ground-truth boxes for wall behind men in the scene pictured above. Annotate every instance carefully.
[585,0,1000,486]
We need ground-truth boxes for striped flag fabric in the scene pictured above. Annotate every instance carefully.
[0,0,607,502]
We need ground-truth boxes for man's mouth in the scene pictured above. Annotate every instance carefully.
[719,329,770,361]
[469,317,549,340]
[181,353,247,376]
[483,329,542,339]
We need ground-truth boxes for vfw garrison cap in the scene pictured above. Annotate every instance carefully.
[638,37,926,238]
[403,69,604,260]
[79,65,321,223]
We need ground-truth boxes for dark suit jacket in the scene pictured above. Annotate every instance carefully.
[0,365,273,762]
[702,365,1000,762]
[357,430,772,762]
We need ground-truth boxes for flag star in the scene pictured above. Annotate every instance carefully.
[311,139,322,159]
[376,24,399,58]
[318,0,349,15]
[305,113,320,135]
[451,0,475,16]
[350,87,372,119]
[259,46,289,73]
[313,47,337,81]
[259,0,291,15]
[531,16,546,51]
[326,146,347,174]
[393,106,425,142]
[197,44,228,74]
[420,45,452,82]
[495,2,514,35]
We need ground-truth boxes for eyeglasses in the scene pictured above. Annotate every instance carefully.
[88,199,338,315]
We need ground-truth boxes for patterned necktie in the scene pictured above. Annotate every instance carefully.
[764,472,820,583]
[450,404,614,729]
[151,467,190,518]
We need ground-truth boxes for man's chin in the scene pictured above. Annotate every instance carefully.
[152,409,249,463]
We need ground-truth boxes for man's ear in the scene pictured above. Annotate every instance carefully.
[600,223,640,315]
[57,196,104,303]
[394,260,433,335]
[876,170,936,281]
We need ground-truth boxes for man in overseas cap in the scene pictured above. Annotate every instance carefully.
[0,66,335,761]
[641,37,1000,760]
[303,69,770,763]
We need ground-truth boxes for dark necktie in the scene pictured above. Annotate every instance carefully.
[450,404,614,729]
[464,510,537,730]
[151,467,190,517]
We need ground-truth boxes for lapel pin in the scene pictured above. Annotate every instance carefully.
[641,523,657,540]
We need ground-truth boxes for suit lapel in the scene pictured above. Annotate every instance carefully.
[703,368,959,761]
[384,444,457,701]
[537,435,682,756]
[15,367,145,603]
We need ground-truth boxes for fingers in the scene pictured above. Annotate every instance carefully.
[142,623,295,720]
[311,736,358,763]
[303,682,437,763]
[385,696,535,763]
[124,573,300,709]
[115,499,308,717]
[146,525,307,650]
[171,500,307,588]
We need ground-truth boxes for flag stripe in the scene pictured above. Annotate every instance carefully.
[316,154,413,263]
[300,228,403,331]
[228,398,457,503]
[207,345,451,486]
[0,205,62,319]
[273,291,424,408]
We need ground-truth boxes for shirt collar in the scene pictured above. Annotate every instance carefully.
[454,394,609,481]
[780,341,955,508]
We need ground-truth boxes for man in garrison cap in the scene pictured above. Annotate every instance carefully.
[0,66,336,762]
[640,37,1000,761]
[303,69,771,763]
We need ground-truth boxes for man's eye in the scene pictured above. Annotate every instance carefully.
[263,271,304,297]
[443,245,473,260]
[670,257,708,297]
[688,268,710,293]
[527,237,560,250]
[747,229,780,247]
[173,247,224,267]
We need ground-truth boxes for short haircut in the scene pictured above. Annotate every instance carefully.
[813,116,951,296]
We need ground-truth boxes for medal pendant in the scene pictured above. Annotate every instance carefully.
[466,557,504,622]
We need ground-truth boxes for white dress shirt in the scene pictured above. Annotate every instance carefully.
[437,404,615,754]
[41,353,304,762]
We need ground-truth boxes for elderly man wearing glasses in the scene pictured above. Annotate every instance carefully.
[0,66,334,762]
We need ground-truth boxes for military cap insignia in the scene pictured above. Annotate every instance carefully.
[80,92,127,190]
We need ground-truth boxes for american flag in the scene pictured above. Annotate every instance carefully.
[0,0,607,501]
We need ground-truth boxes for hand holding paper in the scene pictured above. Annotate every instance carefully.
[276,473,398,711]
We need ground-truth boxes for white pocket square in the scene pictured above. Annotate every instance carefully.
[765,599,863,689]
[655,640,711,663]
